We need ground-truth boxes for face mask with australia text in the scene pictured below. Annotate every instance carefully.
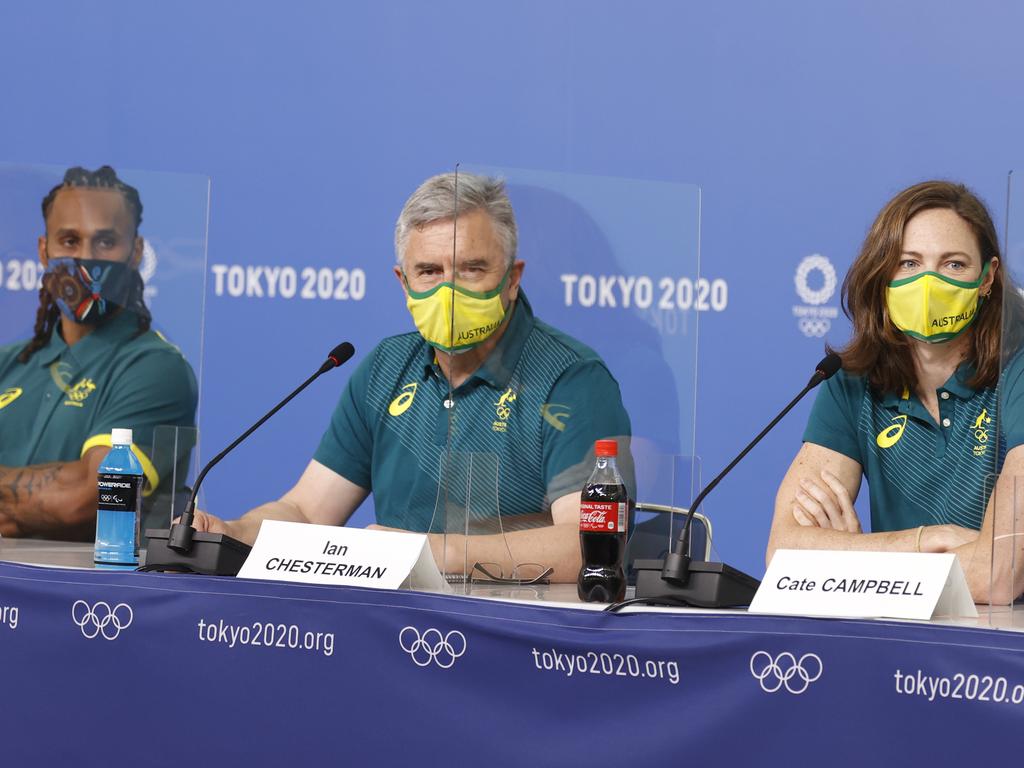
[403,265,512,353]
[886,261,989,343]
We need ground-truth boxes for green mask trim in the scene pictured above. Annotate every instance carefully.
[888,260,989,290]
[402,262,515,353]
[885,261,989,344]
[402,263,513,301]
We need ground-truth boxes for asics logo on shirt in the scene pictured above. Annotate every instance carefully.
[388,383,418,417]
[0,388,22,409]
[876,415,908,449]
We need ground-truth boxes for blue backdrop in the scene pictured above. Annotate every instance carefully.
[1,0,1022,578]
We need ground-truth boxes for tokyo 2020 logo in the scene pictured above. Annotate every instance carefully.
[792,255,839,338]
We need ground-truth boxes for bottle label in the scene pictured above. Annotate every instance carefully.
[579,501,626,533]
[97,473,143,513]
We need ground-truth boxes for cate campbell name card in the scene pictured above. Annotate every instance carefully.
[237,520,448,592]
[749,549,977,621]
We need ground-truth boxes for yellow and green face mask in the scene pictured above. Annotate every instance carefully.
[886,262,989,343]
[403,266,512,353]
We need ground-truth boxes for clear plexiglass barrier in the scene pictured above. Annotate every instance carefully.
[979,171,1024,612]
[398,165,702,587]
[0,162,208,538]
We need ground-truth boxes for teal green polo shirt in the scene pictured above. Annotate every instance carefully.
[804,359,1024,532]
[0,311,198,497]
[314,292,635,532]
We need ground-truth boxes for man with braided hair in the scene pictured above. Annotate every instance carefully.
[0,166,197,539]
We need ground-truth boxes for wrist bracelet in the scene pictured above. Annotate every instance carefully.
[915,525,925,553]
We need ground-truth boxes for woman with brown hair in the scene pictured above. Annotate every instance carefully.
[767,180,1024,602]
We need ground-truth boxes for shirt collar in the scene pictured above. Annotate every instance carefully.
[880,361,978,407]
[35,311,141,369]
[943,362,977,399]
[418,290,536,389]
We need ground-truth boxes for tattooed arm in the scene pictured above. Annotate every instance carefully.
[0,446,107,540]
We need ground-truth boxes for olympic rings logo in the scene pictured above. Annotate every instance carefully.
[749,651,823,694]
[71,600,134,640]
[797,317,832,338]
[398,626,467,669]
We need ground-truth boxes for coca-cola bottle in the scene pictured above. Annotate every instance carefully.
[577,439,630,602]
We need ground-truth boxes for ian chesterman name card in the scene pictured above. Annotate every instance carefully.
[750,549,976,621]
[238,520,447,592]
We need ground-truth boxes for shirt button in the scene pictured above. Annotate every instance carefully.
[443,399,454,409]
[940,391,950,400]
[942,418,951,427]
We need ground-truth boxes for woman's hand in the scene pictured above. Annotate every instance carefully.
[792,470,862,533]
[920,524,979,553]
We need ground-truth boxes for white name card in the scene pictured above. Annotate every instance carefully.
[749,549,977,621]
[237,520,448,592]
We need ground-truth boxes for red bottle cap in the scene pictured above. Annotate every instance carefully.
[595,439,618,457]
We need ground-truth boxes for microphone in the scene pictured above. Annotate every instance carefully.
[627,352,842,610]
[144,342,356,575]
[317,342,356,375]
[807,352,842,388]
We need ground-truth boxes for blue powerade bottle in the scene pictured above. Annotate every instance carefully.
[94,428,143,569]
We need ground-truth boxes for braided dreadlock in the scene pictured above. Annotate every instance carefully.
[17,166,151,363]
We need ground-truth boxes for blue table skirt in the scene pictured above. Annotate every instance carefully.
[0,561,1021,766]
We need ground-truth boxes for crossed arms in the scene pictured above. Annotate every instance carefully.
[767,442,1024,603]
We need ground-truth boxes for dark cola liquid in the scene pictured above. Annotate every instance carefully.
[578,481,629,603]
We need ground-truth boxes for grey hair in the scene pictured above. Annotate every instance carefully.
[394,172,518,267]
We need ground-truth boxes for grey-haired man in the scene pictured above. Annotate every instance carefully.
[194,173,633,582]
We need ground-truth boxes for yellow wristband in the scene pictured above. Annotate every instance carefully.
[915,525,925,553]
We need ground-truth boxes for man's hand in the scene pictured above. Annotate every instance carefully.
[792,470,862,533]
[180,509,234,537]
[368,493,584,583]
[368,523,450,571]
[168,462,370,548]
[0,451,106,539]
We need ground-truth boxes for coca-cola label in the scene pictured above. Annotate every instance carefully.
[579,501,626,533]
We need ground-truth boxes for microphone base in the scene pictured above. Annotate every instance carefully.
[633,559,761,608]
[144,528,251,576]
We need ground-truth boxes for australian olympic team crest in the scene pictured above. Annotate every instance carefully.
[793,255,840,338]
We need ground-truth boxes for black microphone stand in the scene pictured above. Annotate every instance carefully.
[144,343,355,575]
[625,356,839,609]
